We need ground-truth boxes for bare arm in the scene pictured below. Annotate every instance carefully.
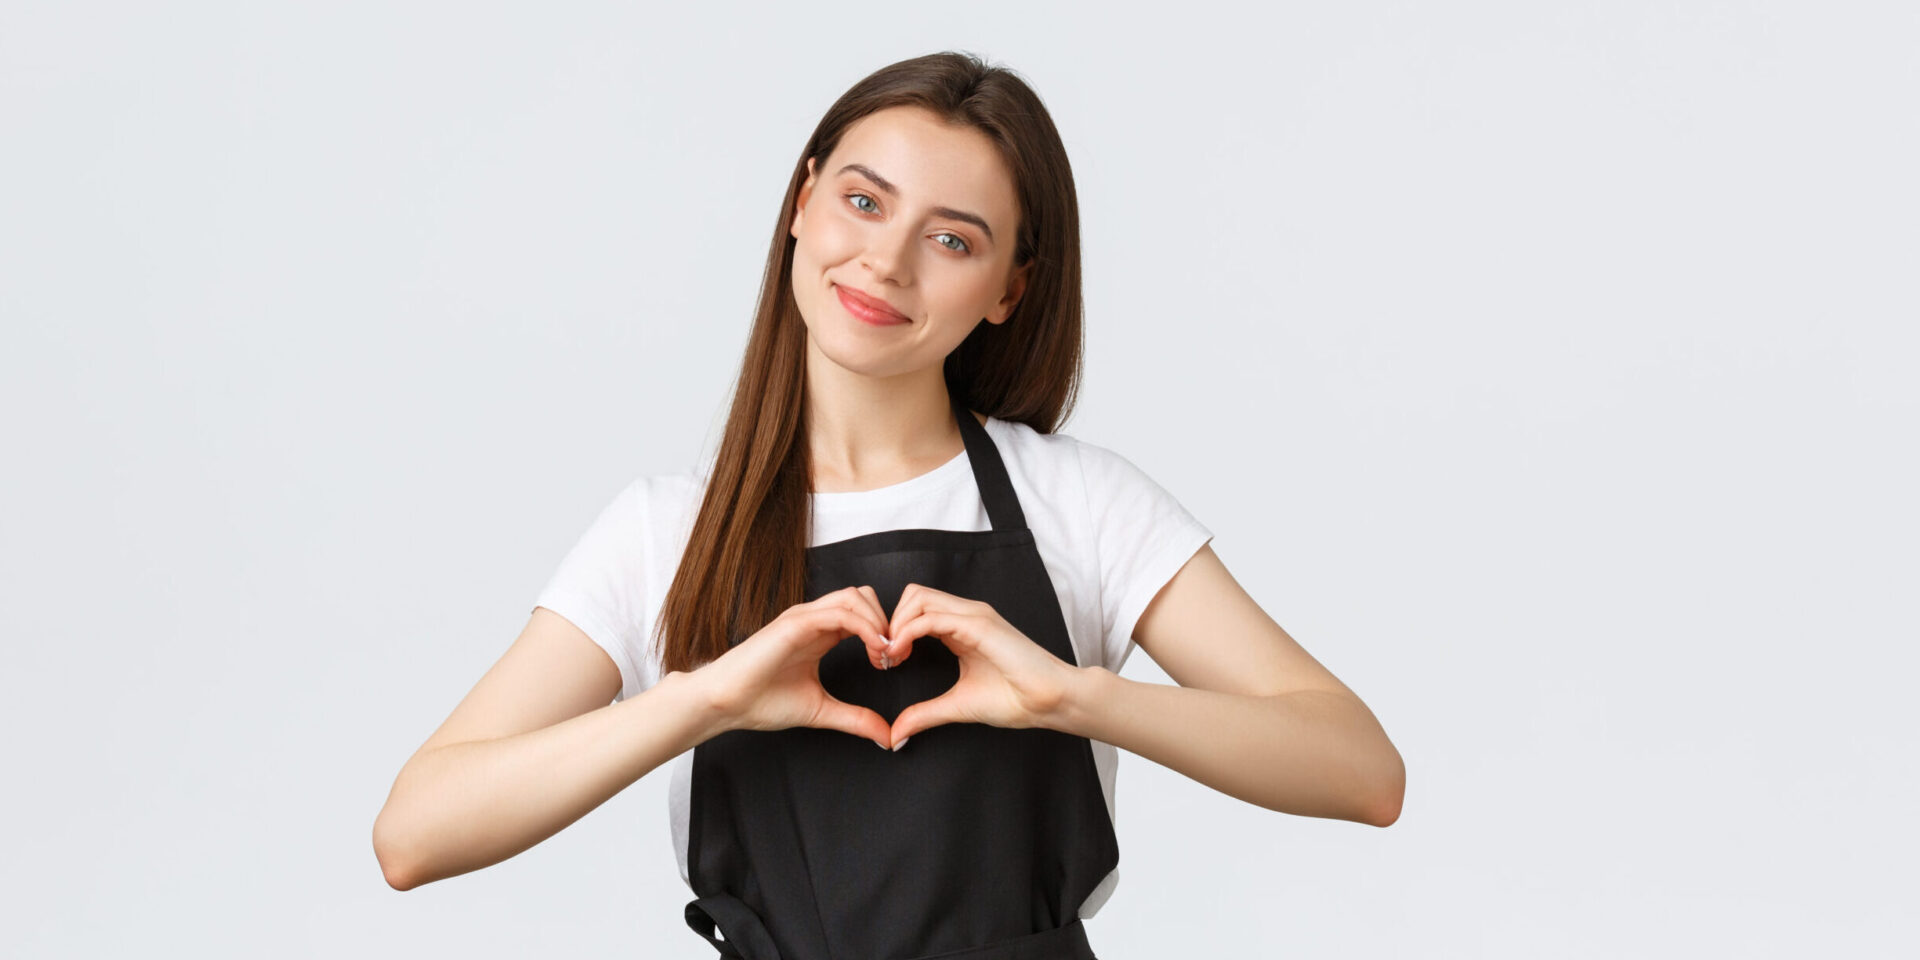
[1050,545,1404,826]
[371,607,727,890]
[1057,670,1401,825]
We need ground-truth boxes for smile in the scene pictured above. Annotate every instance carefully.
[835,284,910,326]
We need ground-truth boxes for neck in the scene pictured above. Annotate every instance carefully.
[803,341,974,494]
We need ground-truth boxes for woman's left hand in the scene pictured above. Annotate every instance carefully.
[881,583,1081,746]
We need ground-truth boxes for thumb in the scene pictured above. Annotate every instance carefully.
[891,692,965,747]
[811,696,895,750]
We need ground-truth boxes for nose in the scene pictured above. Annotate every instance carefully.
[858,219,915,287]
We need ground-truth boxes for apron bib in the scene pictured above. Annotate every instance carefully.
[682,394,1117,960]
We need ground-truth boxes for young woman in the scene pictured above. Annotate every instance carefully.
[374,51,1404,959]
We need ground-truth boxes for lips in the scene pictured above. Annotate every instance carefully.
[834,283,909,325]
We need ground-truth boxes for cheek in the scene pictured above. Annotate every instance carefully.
[795,225,843,281]
[935,275,998,318]
[801,205,858,261]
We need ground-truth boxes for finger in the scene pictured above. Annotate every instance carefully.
[889,608,979,657]
[836,590,893,669]
[803,589,885,654]
[886,586,984,658]
[887,585,927,663]
[811,695,895,750]
[833,585,889,644]
[804,601,892,670]
[856,584,885,623]
[890,690,968,747]
[887,584,916,640]
[855,585,895,668]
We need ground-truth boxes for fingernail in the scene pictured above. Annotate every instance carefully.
[882,654,892,669]
[891,736,911,752]
[874,738,888,750]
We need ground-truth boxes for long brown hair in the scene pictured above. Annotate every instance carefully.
[652,50,1085,676]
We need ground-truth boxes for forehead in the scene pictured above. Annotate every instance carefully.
[826,107,1019,226]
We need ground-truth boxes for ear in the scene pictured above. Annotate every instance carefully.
[791,157,818,240]
[986,260,1032,326]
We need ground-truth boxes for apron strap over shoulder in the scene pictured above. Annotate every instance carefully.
[950,394,1026,533]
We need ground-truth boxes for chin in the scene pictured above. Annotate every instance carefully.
[806,324,923,380]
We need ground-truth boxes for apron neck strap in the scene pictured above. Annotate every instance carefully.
[951,394,1026,533]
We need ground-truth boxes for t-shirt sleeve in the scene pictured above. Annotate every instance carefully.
[532,476,661,702]
[1074,438,1215,673]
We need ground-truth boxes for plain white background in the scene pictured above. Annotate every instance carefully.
[4,1,1914,956]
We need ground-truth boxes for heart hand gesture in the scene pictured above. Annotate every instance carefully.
[882,583,1080,748]
[699,586,902,750]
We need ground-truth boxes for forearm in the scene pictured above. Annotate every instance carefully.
[1052,667,1404,826]
[375,670,730,889]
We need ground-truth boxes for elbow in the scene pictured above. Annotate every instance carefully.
[380,854,419,892]
[372,812,422,891]
[1367,791,1403,828]
[1365,754,1406,828]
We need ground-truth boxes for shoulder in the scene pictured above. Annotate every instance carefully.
[984,415,1194,519]
[1065,434,1163,494]
[648,465,707,513]
[637,466,707,547]
[595,468,697,519]
[982,416,1157,493]
[981,416,1095,505]
[567,467,706,555]
[1018,424,1207,543]
[982,414,1086,469]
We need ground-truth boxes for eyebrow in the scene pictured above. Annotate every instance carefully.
[835,163,995,245]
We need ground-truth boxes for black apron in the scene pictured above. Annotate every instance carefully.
[682,395,1118,960]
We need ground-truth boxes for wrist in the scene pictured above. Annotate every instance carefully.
[1047,664,1114,738]
[661,666,739,741]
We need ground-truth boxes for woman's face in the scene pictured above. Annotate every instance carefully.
[789,105,1029,381]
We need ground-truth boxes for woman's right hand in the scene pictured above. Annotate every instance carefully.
[694,586,900,750]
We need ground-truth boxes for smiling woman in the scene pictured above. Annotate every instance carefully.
[788,105,1033,386]
[372,49,1403,960]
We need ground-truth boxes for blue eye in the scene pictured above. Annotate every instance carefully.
[845,192,971,255]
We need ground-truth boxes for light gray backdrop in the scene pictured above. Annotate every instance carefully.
[4,1,1914,956]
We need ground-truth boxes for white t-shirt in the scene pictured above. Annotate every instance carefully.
[532,414,1213,919]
